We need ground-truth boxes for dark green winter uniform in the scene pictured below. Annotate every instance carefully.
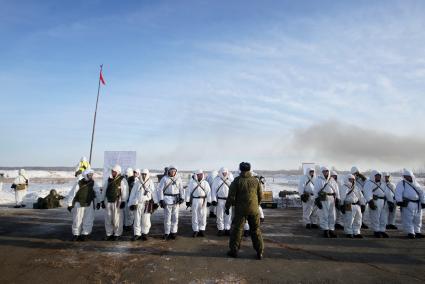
[225,171,263,254]
[33,190,64,209]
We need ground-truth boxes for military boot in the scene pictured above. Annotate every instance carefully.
[415,233,424,239]
[227,250,238,258]
[374,232,382,238]
[323,230,330,238]
[381,232,389,238]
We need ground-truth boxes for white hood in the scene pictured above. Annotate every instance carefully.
[368,170,381,181]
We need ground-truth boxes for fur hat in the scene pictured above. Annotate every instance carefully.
[239,162,251,172]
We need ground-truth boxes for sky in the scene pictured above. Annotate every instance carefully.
[1,0,425,171]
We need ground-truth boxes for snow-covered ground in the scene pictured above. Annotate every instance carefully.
[0,170,299,207]
[2,170,419,208]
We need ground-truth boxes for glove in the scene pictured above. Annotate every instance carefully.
[314,197,323,210]
[207,202,211,207]
[96,203,101,210]
[153,203,159,210]
[387,202,395,212]
[130,205,137,211]
[119,202,126,209]
[67,206,73,213]
[101,201,106,209]
[178,197,184,205]
[225,208,230,215]
[159,200,165,208]
[335,198,341,210]
[300,193,309,203]
[341,205,346,214]
[186,202,191,208]
[211,201,218,206]
[360,205,366,213]
[422,203,425,209]
[368,200,377,210]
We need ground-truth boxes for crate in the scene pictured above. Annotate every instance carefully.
[261,202,278,209]
[262,191,273,202]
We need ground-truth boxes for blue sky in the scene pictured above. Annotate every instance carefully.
[1,0,425,171]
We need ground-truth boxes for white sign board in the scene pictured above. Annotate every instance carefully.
[103,151,137,184]
[302,162,315,175]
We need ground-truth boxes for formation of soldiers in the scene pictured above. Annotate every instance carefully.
[67,161,264,259]
[298,166,425,239]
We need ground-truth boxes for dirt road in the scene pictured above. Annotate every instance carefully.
[0,206,424,283]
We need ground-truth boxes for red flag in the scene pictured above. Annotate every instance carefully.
[99,67,106,85]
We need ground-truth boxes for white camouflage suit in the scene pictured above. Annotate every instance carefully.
[124,168,136,228]
[382,173,397,226]
[314,167,339,231]
[395,169,424,236]
[101,166,129,237]
[186,171,212,232]
[12,169,28,206]
[67,169,100,236]
[363,170,392,233]
[207,171,218,216]
[340,175,366,235]
[158,169,185,235]
[351,167,369,226]
[298,168,318,226]
[212,168,234,231]
[128,169,157,236]
[331,172,345,228]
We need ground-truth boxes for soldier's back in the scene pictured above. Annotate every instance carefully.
[232,172,261,216]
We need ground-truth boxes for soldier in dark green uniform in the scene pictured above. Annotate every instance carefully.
[33,189,64,209]
[225,162,264,259]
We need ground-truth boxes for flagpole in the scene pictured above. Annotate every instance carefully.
[89,64,103,164]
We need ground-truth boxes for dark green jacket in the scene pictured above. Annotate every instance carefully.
[226,171,262,215]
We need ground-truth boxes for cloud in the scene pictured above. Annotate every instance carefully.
[291,119,425,170]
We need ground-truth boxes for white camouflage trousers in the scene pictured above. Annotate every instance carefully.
[104,202,123,236]
[72,202,95,236]
[164,204,179,235]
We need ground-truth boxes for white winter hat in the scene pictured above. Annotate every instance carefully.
[126,168,134,176]
[82,169,94,178]
[134,168,141,175]
[350,166,359,174]
[19,169,26,175]
[320,166,329,172]
[141,169,149,174]
[382,172,390,177]
[347,174,355,180]
[80,156,87,162]
[403,168,414,177]
[331,170,338,176]
[219,167,228,173]
[195,169,204,175]
[168,165,177,171]
[112,165,121,173]
[369,170,381,180]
